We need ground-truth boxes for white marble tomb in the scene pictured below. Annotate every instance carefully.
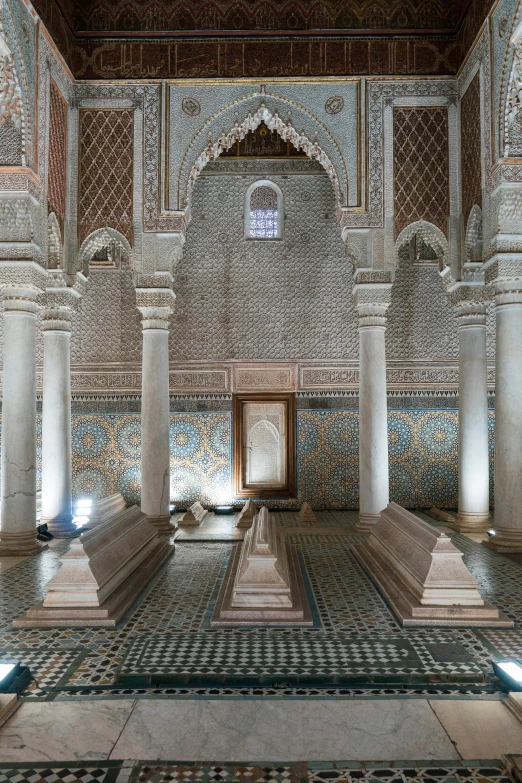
[236,499,258,529]
[354,502,513,627]
[83,493,127,530]
[211,506,312,626]
[297,502,318,523]
[13,506,174,627]
[179,501,208,525]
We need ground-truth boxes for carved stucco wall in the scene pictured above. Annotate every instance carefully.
[70,263,142,364]
[172,164,357,361]
[0,163,470,368]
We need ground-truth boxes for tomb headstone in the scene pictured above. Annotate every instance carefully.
[354,502,512,627]
[83,493,127,530]
[179,501,208,526]
[13,506,174,628]
[297,502,317,524]
[211,506,313,626]
[236,499,257,529]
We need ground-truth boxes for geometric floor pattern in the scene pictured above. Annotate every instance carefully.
[0,762,508,783]
[118,631,486,685]
[0,767,121,783]
[0,511,521,696]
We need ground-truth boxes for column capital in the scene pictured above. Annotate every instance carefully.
[482,256,522,306]
[352,270,394,328]
[455,301,488,327]
[494,277,522,307]
[40,275,83,332]
[136,288,176,330]
[449,284,488,327]
[0,284,40,315]
[0,261,47,314]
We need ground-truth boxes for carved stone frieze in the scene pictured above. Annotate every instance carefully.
[170,369,229,392]
[232,364,297,392]
[300,366,359,389]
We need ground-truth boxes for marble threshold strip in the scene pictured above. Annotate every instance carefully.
[1,698,522,763]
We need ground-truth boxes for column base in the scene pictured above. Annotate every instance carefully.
[43,516,79,539]
[0,530,48,557]
[450,511,491,533]
[355,513,381,532]
[483,527,522,553]
[146,515,176,534]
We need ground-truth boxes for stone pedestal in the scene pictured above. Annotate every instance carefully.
[453,302,490,532]
[211,507,312,626]
[0,285,46,556]
[138,293,175,534]
[13,506,174,627]
[236,499,257,529]
[354,502,512,627]
[41,302,76,538]
[487,279,522,552]
[353,272,393,532]
[82,493,126,530]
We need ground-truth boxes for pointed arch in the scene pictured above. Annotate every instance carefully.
[79,228,133,273]
[47,212,63,269]
[504,22,522,156]
[465,205,483,263]
[395,220,449,270]
[501,6,522,156]
[178,96,347,213]
[0,3,27,166]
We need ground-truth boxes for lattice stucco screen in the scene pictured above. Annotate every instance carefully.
[393,106,449,238]
[78,108,134,245]
[47,79,68,235]
[460,72,482,223]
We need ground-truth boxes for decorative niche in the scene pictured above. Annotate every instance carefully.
[233,393,296,499]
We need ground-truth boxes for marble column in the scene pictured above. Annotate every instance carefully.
[487,279,522,551]
[41,302,76,538]
[138,294,175,533]
[353,272,393,531]
[454,302,490,532]
[0,286,46,555]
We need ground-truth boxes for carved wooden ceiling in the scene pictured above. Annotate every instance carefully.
[56,0,473,35]
[34,0,494,78]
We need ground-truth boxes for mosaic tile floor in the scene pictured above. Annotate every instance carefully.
[0,512,521,696]
[0,761,510,783]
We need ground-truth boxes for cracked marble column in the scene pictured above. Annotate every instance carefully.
[0,285,46,555]
[353,272,393,532]
[454,301,490,532]
[488,279,522,551]
[138,291,175,533]
[41,296,77,539]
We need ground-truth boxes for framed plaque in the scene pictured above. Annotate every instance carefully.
[233,393,296,498]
